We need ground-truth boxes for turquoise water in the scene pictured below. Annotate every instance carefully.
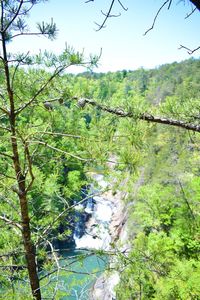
[0,249,107,299]
[41,248,108,300]
[61,249,107,300]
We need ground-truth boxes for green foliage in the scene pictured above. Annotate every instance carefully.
[1,7,200,295]
[115,120,200,299]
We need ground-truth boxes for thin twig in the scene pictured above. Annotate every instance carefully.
[144,0,171,35]
[37,189,109,246]
[96,0,116,31]
[185,7,197,18]
[178,180,195,220]
[0,151,13,159]
[179,44,200,55]
[27,139,92,161]
[118,0,128,11]
[0,215,22,230]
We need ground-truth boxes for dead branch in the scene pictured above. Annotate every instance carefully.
[46,240,60,299]
[35,131,82,139]
[27,139,92,161]
[185,7,197,18]
[0,105,9,115]
[0,215,22,230]
[96,0,115,31]
[179,44,200,54]
[144,0,172,36]
[87,0,127,31]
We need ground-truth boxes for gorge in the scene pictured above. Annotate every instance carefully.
[60,173,128,300]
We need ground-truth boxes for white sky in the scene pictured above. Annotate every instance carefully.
[8,0,200,73]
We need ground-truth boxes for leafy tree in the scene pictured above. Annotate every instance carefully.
[0,1,200,299]
[0,1,98,299]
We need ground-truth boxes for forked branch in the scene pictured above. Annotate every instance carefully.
[87,0,128,31]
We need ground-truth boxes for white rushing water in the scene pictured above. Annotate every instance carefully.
[74,174,113,250]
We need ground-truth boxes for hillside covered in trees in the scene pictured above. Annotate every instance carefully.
[0,55,199,299]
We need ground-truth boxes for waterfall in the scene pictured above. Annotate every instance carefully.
[73,174,113,250]
[63,173,124,300]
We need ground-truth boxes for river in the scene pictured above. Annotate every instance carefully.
[57,174,117,299]
[59,249,108,300]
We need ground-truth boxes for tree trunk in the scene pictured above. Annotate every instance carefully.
[10,125,42,300]
[19,193,41,300]
[0,18,41,297]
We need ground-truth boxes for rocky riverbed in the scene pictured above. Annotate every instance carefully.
[90,186,129,300]
[72,171,130,300]
[81,173,130,300]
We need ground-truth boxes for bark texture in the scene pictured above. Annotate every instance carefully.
[1,27,41,300]
[81,98,200,133]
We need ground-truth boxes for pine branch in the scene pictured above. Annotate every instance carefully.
[75,97,200,133]
[2,0,24,33]
[26,139,92,161]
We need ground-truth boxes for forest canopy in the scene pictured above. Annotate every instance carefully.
[0,1,199,299]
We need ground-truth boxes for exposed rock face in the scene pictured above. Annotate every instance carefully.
[90,181,130,300]
[90,168,146,299]
[91,272,120,300]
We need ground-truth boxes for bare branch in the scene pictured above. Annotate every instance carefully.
[27,140,92,161]
[35,131,82,139]
[47,240,59,269]
[0,151,14,159]
[0,215,22,231]
[94,0,127,31]
[10,31,54,39]
[185,7,197,18]
[46,240,60,299]
[0,250,24,259]
[1,196,20,213]
[0,265,26,270]
[101,10,121,18]
[144,0,171,36]
[118,0,128,11]
[11,52,30,88]
[179,44,200,54]
[39,251,105,281]
[96,0,115,31]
